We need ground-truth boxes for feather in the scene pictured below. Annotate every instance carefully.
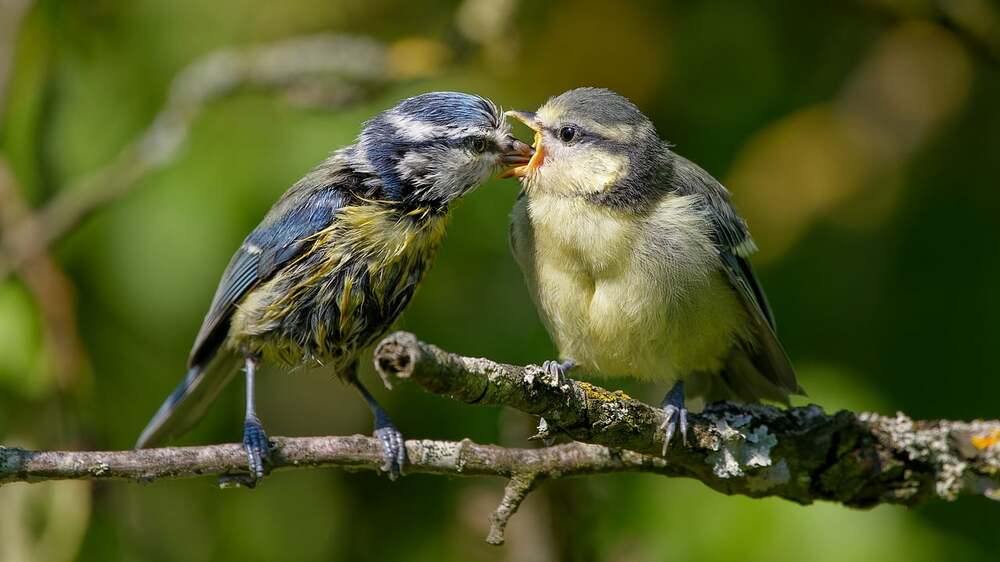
[139,157,356,449]
[138,91,508,451]
[720,251,801,397]
[187,171,351,368]
[135,353,239,448]
[671,156,800,397]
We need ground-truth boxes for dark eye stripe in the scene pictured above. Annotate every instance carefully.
[449,135,497,152]
[401,134,499,152]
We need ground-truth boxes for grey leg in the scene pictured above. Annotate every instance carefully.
[659,380,688,455]
[242,355,271,483]
[352,377,407,480]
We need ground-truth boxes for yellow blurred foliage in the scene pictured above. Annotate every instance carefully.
[729,22,971,262]
[520,0,668,105]
[387,37,453,80]
[840,21,972,159]
[729,107,871,261]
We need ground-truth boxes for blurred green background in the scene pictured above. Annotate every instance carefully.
[1,0,999,560]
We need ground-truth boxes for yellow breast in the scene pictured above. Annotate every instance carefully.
[229,205,449,366]
[512,193,749,381]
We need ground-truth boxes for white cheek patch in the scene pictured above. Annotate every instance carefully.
[538,146,628,194]
[397,151,433,185]
[414,147,492,200]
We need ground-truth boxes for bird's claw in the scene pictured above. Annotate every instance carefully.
[659,380,688,456]
[242,415,271,485]
[540,359,575,386]
[374,424,407,481]
[660,403,689,455]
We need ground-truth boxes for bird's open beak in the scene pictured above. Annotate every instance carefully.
[499,111,545,179]
[498,135,533,178]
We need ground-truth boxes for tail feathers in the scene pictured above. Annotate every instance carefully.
[721,351,794,405]
[135,353,240,449]
[687,348,798,406]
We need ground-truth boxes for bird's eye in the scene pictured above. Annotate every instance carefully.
[468,137,487,153]
[558,126,577,143]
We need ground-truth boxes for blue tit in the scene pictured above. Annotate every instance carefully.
[505,87,803,453]
[136,92,532,481]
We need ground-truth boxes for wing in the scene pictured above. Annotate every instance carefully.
[509,189,557,339]
[507,190,531,271]
[671,156,802,398]
[136,161,360,448]
[187,170,352,368]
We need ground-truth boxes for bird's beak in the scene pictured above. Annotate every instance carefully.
[499,110,545,179]
[498,135,533,177]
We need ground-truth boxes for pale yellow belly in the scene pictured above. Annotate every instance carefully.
[535,260,745,381]
[514,192,750,382]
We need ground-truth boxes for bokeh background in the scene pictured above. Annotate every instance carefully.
[1,0,999,560]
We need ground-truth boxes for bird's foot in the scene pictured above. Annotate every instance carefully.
[242,415,271,485]
[660,380,689,456]
[374,419,407,481]
[540,359,575,386]
[353,376,407,480]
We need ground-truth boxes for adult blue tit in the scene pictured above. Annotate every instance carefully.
[505,87,803,453]
[136,92,532,482]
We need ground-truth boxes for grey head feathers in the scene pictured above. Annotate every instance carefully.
[391,91,503,131]
[537,87,672,211]
[537,88,754,254]
[545,87,653,134]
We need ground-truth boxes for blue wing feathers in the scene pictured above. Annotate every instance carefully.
[186,184,347,367]
[138,164,353,448]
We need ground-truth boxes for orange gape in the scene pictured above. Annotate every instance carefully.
[500,130,545,178]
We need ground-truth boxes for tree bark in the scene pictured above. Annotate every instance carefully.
[372,331,1000,508]
[4,331,999,544]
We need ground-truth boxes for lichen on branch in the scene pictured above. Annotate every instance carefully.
[373,331,1000,507]
[2,332,998,546]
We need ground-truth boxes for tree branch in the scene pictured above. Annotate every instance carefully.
[0,435,668,543]
[487,471,542,545]
[3,331,999,545]
[0,436,669,485]
[373,331,1000,508]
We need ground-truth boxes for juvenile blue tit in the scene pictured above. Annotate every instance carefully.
[136,92,532,481]
[505,87,803,452]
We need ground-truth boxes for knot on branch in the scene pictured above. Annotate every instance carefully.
[374,331,420,389]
